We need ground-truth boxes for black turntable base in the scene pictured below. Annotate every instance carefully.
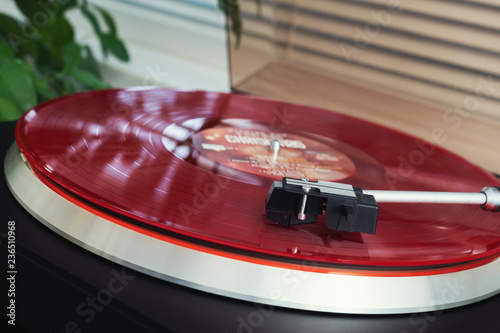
[2,116,500,333]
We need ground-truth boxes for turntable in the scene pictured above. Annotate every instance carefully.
[3,88,500,332]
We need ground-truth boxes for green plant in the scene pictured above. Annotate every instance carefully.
[0,0,129,121]
[218,0,261,48]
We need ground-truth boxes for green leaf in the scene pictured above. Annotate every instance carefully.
[79,45,101,77]
[14,0,41,22]
[0,39,15,58]
[68,68,111,90]
[0,13,23,36]
[17,61,55,100]
[218,0,242,48]
[80,6,101,35]
[62,42,81,71]
[14,0,57,24]
[33,39,52,69]
[0,14,38,56]
[51,17,74,47]
[57,0,78,16]
[57,74,80,95]
[0,97,24,121]
[33,75,56,100]
[14,0,76,20]
[0,56,37,111]
[93,5,117,35]
[98,33,129,61]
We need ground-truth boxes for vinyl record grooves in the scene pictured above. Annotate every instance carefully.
[7,88,500,314]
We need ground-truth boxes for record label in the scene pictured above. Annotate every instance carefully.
[191,127,356,181]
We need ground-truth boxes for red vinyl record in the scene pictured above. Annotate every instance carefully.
[15,88,500,268]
